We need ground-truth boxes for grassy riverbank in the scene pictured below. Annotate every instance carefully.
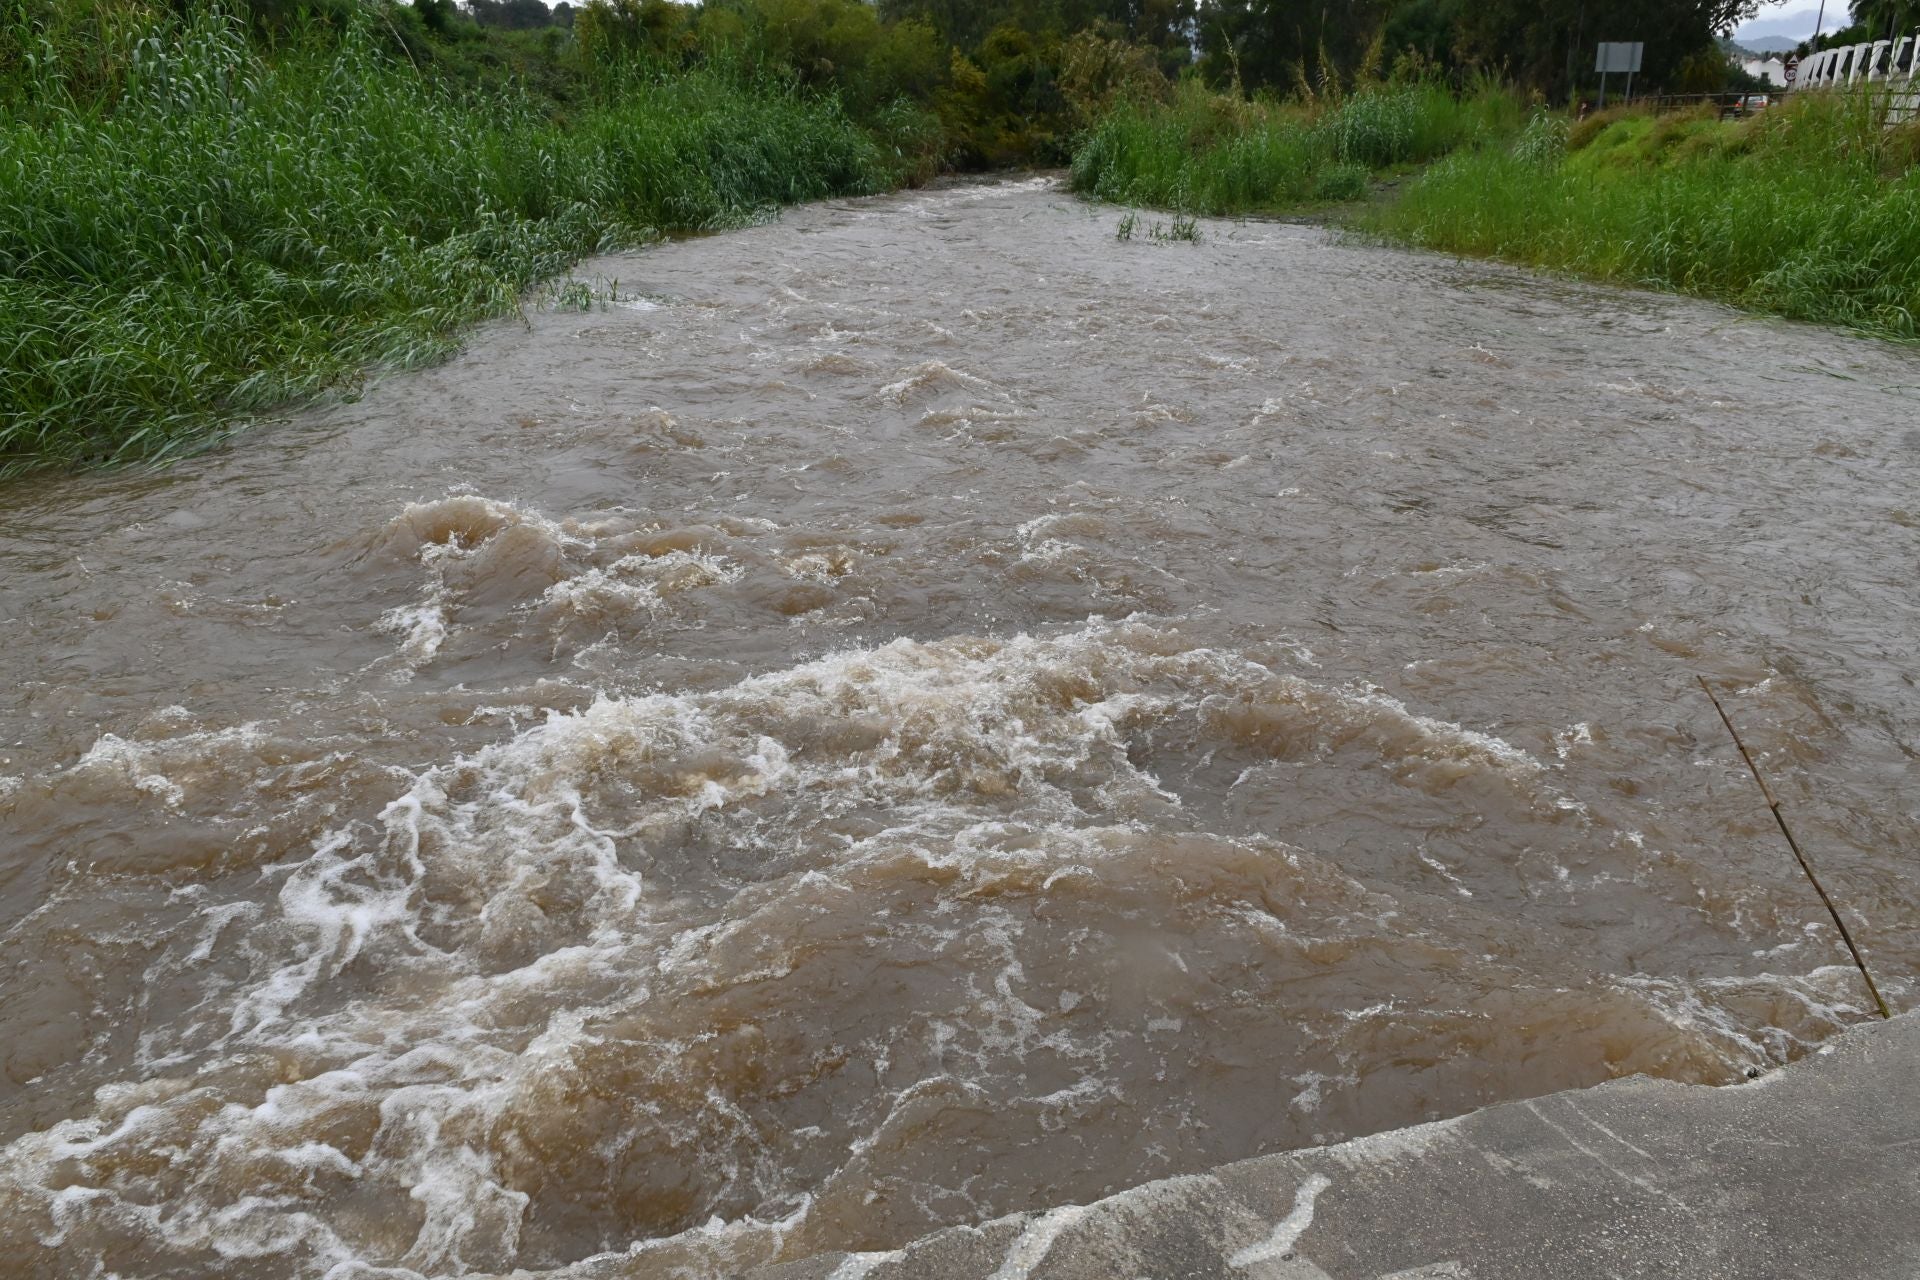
[1367,94,1920,340]
[1070,80,1526,214]
[1071,79,1920,342]
[0,11,889,475]
[0,13,883,475]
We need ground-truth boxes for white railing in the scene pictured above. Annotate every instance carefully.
[1794,32,1915,90]
[1792,31,1920,122]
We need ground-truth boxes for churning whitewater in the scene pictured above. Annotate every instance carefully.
[1,179,1916,1279]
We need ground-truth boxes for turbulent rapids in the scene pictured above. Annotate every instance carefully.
[2,179,1916,1279]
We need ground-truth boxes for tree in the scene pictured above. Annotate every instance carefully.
[467,0,555,30]
[1443,0,1759,98]
[414,0,455,34]
[1186,0,1759,98]
[1196,0,1394,94]
[1850,0,1920,42]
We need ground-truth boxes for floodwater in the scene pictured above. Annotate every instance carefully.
[1,177,1916,1279]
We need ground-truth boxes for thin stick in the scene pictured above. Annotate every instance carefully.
[1697,676,1891,1019]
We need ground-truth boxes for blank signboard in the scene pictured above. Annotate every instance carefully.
[1595,42,1644,73]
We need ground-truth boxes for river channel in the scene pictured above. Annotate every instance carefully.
[1,177,1915,1278]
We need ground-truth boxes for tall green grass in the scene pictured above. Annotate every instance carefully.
[1367,93,1920,340]
[1069,79,1524,215]
[0,11,887,475]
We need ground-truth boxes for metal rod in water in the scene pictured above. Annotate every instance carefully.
[1697,676,1892,1020]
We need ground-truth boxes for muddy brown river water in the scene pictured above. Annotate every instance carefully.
[1,177,1916,1279]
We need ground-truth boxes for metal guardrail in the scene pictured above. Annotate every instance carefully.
[1592,82,1918,128]
[1581,92,1779,120]
[1648,92,1775,117]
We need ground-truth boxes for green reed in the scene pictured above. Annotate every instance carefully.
[1365,92,1920,341]
[0,10,887,476]
[1069,79,1523,217]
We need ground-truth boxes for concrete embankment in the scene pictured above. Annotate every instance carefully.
[759,1012,1920,1280]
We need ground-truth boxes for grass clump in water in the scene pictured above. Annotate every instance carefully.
[0,8,887,476]
[1147,211,1201,242]
[1366,91,1920,341]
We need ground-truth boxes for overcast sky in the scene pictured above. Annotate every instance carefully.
[1734,2,1854,42]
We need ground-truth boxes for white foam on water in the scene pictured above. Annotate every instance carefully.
[366,493,774,668]
[1289,1071,1356,1114]
[65,722,269,810]
[375,600,449,667]
[1613,967,1869,1065]
[1415,846,1474,898]
[876,360,1003,405]
[0,618,1712,1279]
[539,549,743,621]
[370,493,583,667]
[1553,721,1594,761]
[900,176,1057,219]
[70,734,190,808]
[1342,685,1544,775]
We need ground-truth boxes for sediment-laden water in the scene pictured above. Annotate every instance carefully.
[2,178,1915,1279]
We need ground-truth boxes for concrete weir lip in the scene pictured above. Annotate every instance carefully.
[758,1013,1920,1280]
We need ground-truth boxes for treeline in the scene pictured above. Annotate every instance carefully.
[551,0,1768,143]
[461,0,576,29]
[467,0,1767,164]
[1,0,1780,167]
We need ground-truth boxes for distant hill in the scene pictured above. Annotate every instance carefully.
[1720,37,1788,60]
